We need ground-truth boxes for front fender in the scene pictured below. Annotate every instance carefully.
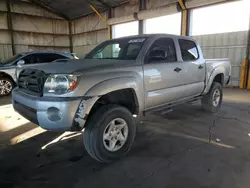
[0,69,16,82]
[85,76,144,111]
[203,67,225,94]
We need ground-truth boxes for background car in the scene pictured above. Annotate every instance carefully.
[0,51,78,96]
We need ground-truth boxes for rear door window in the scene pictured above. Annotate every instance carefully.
[178,39,199,61]
[43,54,68,63]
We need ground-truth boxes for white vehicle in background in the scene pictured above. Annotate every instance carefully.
[0,51,78,96]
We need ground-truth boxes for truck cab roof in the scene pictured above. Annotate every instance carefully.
[111,34,197,42]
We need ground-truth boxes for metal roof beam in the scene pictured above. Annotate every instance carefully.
[178,0,186,10]
[28,0,70,20]
[95,0,111,8]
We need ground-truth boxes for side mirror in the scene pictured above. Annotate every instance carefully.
[148,49,167,62]
[17,59,25,66]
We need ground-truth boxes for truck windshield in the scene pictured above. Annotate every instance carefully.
[85,37,146,60]
[1,54,22,65]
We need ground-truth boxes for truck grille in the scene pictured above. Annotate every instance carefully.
[18,69,48,96]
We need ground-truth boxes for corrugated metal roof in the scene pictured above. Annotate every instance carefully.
[31,0,129,20]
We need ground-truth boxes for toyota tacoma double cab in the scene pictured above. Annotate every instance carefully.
[12,34,231,162]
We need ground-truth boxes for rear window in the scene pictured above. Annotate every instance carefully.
[44,54,69,62]
[178,39,199,61]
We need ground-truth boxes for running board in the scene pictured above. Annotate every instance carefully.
[144,96,203,116]
[188,96,203,104]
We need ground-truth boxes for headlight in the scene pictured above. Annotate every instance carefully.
[44,74,81,94]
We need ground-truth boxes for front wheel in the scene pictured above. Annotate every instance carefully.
[202,82,223,113]
[0,77,14,96]
[83,104,136,163]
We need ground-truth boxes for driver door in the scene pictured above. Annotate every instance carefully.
[143,37,186,109]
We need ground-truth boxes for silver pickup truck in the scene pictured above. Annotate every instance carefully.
[12,34,231,162]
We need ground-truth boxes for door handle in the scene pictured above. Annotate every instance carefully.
[198,65,204,69]
[174,67,182,73]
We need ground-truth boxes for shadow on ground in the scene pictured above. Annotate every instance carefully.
[0,96,12,106]
[0,88,250,188]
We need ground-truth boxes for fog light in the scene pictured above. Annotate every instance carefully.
[47,107,62,122]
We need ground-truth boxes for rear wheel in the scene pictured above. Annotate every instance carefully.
[202,82,223,113]
[83,104,136,163]
[0,77,14,96]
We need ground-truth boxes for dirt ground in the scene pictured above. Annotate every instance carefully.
[0,88,250,188]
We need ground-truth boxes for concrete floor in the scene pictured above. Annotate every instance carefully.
[0,88,250,188]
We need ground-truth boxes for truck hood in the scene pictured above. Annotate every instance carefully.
[27,59,136,74]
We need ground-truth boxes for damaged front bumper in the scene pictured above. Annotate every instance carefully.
[72,96,99,131]
[12,88,99,131]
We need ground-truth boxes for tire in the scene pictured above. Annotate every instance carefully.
[202,82,223,113]
[0,77,14,96]
[83,104,136,163]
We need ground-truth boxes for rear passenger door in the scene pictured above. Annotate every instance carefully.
[178,39,205,96]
